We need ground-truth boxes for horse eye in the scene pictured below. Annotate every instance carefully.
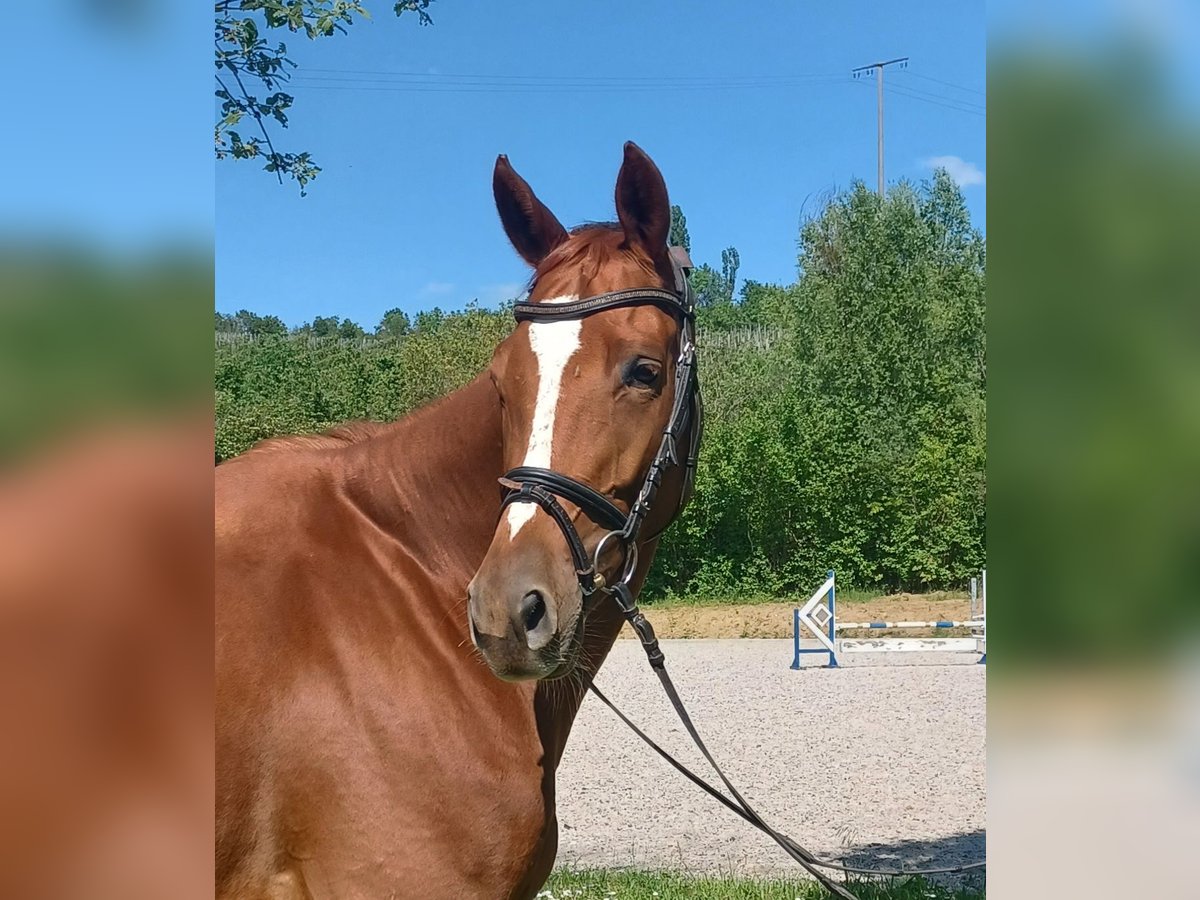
[625,360,661,388]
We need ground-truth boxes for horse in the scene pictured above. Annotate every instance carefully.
[215,142,699,899]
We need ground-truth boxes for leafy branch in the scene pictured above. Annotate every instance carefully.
[214,1,434,195]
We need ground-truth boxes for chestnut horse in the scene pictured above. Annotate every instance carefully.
[216,143,698,899]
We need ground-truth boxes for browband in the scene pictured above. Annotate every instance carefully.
[512,287,692,323]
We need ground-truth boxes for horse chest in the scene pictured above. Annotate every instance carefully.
[265,674,558,899]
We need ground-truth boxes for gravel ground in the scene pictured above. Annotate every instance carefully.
[555,639,985,878]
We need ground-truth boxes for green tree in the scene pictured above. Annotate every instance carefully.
[691,245,742,329]
[216,308,287,337]
[215,1,435,195]
[669,205,691,253]
[414,307,446,333]
[786,174,986,589]
[737,280,793,326]
[721,246,740,295]
[648,175,986,599]
[296,315,341,337]
[376,307,411,337]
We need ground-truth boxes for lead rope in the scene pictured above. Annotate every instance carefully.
[600,583,860,900]
[595,583,986,894]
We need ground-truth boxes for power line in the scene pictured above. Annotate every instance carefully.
[287,81,850,95]
[896,69,984,97]
[881,84,986,117]
[882,79,985,112]
[286,74,851,95]
[297,65,845,85]
[852,78,985,117]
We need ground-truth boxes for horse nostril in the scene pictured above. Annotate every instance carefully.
[520,591,546,634]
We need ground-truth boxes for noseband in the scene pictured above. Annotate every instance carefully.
[499,247,701,616]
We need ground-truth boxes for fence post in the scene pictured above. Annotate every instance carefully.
[978,568,987,665]
[790,607,801,670]
[827,569,838,668]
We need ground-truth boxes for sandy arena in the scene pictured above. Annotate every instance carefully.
[556,639,985,878]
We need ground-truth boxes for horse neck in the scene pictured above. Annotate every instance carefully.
[334,373,662,768]
[335,373,504,573]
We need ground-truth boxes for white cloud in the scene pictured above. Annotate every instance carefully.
[420,281,455,295]
[922,155,986,188]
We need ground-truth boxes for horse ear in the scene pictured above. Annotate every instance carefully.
[493,155,568,267]
[615,142,670,258]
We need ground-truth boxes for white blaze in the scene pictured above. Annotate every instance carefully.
[507,296,581,540]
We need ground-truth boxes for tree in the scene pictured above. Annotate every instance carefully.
[215,1,435,195]
[295,315,337,337]
[216,308,287,337]
[692,246,739,311]
[737,280,793,325]
[376,307,411,337]
[787,176,986,589]
[669,205,691,253]
[414,308,446,333]
[720,247,740,297]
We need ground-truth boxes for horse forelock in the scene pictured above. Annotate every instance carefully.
[527,224,661,300]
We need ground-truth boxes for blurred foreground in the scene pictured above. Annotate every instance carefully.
[0,416,213,898]
[990,1,1200,896]
[0,3,213,895]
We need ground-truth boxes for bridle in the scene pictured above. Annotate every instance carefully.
[499,245,702,624]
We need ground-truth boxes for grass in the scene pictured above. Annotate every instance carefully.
[541,869,984,899]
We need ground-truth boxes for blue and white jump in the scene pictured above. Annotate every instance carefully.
[790,570,987,668]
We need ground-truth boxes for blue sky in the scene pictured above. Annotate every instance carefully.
[216,1,986,328]
[2,2,212,254]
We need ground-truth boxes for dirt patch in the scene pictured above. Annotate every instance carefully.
[625,594,974,640]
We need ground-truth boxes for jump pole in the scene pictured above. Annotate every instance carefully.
[792,569,987,667]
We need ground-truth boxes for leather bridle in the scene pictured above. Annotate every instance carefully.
[498,246,701,620]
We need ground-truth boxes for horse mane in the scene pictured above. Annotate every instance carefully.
[244,421,390,457]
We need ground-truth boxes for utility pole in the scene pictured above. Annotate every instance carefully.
[852,57,908,196]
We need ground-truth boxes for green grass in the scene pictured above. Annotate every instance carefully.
[542,869,984,899]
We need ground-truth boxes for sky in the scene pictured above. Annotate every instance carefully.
[2,2,212,255]
[216,1,987,328]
